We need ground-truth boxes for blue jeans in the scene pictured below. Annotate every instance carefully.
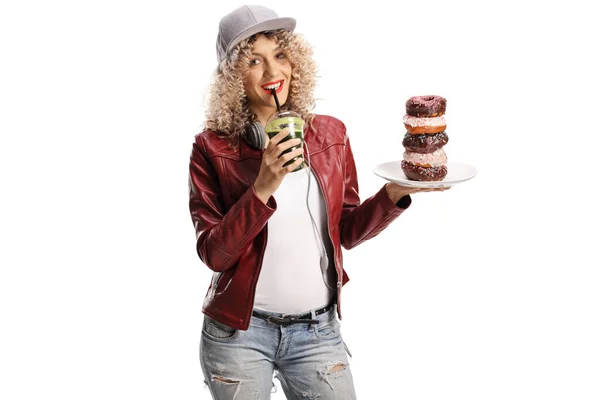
[199,306,356,399]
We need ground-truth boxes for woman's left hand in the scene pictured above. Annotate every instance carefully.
[385,182,449,203]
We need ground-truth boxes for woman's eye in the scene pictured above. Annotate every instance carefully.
[276,53,286,59]
[249,59,260,66]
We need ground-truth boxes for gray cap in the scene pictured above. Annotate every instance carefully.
[216,5,296,64]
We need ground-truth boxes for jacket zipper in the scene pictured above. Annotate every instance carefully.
[245,149,269,328]
[308,153,343,317]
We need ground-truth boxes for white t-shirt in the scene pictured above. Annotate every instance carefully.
[254,166,335,314]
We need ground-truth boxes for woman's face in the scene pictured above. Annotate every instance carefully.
[243,34,292,122]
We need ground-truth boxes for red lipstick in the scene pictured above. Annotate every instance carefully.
[261,80,284,94]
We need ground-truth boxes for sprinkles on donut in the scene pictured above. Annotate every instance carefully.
[405,95,446,117]
[401,95,449,181]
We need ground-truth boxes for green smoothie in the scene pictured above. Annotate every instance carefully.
[265,114,305,172]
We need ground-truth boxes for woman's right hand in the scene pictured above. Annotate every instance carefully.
[253,128,304,204]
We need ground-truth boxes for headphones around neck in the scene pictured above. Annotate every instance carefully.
[244,121,267,150]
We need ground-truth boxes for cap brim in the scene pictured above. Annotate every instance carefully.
[226,17,296,56]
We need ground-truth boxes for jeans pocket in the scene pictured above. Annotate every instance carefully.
[314,318,341,341]
[202,316,239,342]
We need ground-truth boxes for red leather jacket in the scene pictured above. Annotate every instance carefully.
[189,115,411,330]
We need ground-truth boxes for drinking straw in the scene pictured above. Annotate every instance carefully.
[271,88,281,112]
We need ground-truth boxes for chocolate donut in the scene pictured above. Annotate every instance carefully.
[401,161,448,181]
[402,132,449,153]
[406,95,446,117]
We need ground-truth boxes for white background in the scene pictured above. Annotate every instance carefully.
[1,0,599,399]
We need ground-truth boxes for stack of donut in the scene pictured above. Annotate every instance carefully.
[401,95,449,181]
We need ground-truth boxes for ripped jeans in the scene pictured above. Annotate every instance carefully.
[199,306,356,400]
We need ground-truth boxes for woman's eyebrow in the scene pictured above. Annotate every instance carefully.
[251,46,283,56]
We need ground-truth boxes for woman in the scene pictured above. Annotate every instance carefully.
[189,5,443,399]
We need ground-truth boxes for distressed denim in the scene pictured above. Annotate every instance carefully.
[199,306,356,399]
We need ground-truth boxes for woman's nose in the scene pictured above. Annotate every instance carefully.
[263,60,277,77]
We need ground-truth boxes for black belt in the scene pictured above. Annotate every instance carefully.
[252,303,335,326]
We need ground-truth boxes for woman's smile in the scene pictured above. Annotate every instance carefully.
[260,79,284,94]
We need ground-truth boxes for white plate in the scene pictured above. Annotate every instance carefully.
[373,161,477,188]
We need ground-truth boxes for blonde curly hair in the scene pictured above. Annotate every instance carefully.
[204,30,317,146]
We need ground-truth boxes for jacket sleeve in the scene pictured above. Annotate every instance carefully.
[338,136,411,250]
[188,136,276,272]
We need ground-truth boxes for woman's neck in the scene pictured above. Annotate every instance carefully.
[251,105,278,126]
